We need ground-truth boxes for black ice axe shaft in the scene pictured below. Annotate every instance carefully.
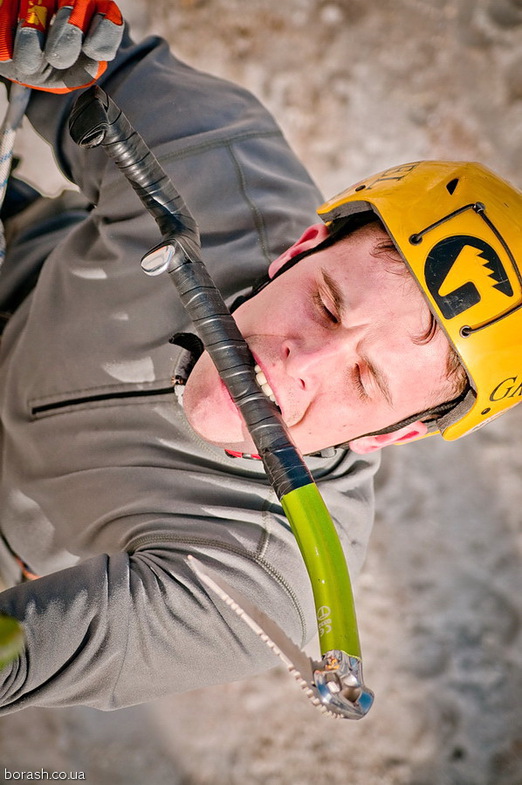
[69,85,308,495]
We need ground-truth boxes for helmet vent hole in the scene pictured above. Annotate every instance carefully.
[446,178,459,195]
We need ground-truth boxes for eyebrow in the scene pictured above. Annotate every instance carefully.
[321,268,394,406]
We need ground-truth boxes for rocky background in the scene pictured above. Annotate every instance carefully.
[1,1,521,783]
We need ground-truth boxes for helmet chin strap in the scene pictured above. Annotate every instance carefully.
[229,214,375,315]
[335,387,471,450]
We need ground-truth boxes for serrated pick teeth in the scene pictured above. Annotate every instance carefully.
[186,556,343,718]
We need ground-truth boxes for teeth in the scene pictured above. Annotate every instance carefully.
[254,364,277,404]
[256,369,268,386]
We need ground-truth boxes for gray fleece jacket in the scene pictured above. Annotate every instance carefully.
[0,30,378,712]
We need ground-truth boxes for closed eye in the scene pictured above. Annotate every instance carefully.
[363,355,393,406]
[353,364,369,400]
[313,288,340,326]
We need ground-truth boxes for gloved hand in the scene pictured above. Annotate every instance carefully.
[0,0,123,93]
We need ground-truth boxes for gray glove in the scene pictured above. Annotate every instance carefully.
[0,0,124,93]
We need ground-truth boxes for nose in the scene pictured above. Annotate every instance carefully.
[281,333,349,390]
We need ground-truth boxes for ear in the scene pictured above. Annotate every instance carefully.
[268,223,331,278]
[348,421,430,454]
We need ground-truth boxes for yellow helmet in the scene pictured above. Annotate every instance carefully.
[317,161,522,440]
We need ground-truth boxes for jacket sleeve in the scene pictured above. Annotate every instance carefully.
[21,28,322,251]
[0,447,378,713]
[0,546,307,711]
[17,27,322,301]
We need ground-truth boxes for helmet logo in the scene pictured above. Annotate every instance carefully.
[425,235,514,319]
[489,376,522,402]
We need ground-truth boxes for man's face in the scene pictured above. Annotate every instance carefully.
[183,222,455,455]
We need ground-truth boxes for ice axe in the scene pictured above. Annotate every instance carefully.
[67,85,374,719]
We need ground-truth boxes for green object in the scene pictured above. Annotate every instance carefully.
[0,614,24,668]
[281,483,361,659]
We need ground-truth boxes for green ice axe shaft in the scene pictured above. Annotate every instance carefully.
[69,86,372,716]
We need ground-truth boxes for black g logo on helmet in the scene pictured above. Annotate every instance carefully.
[425,235,514,319]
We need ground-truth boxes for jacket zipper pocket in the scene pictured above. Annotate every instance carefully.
[31,385,175,418]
